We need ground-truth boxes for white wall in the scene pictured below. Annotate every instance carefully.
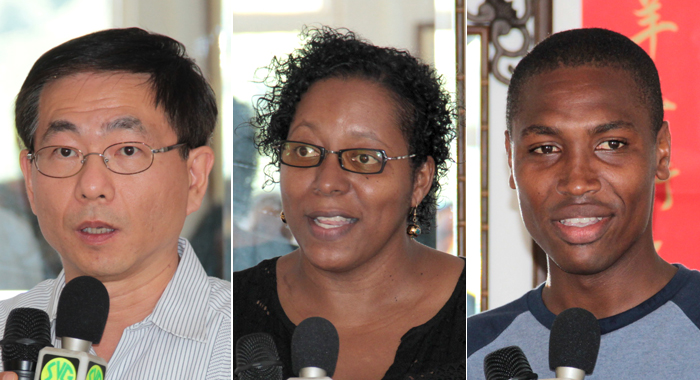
[485,0,582,309]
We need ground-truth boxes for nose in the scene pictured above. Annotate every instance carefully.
[312,152,351,196]
[556,150,602,196]
[74,153,115,202]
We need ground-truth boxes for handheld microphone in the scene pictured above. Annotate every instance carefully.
[34,276,110,380]
[0,308,52,380]
[289,317,339,380]
[235,332,283,380]
[547,308,600,380]
[483,345,538,380]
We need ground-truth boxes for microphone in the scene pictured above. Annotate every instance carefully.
[484,345,538,380]
[235,332,283,380]
[0,308,52,380]
[35,276,110,380]
[289,317,339,380]
[548,308,600,380]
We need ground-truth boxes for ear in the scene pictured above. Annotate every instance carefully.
[655,121,671,181]
[505,130,516,189]
[19,149,37,215]
[185,145,215,215]
[411,156,436,208]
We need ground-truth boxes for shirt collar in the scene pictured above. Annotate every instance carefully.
[45,238,211,343]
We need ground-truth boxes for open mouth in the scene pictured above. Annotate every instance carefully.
[81,227,115,234]
[313,216,357,229]
[559,217,604,228]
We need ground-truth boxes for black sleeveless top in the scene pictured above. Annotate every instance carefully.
[232,257,466,379]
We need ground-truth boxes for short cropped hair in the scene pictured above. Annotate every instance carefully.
[507,28,663,136]
[254,26,455,230]
[15,27,217,158]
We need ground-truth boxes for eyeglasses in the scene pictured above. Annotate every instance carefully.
[27,141,185,178]
[277,140,415,174]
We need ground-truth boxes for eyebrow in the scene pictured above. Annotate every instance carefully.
[42,116,147,143]
[519,120,637,138]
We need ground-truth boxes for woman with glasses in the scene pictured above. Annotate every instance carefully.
[232,27,465,380]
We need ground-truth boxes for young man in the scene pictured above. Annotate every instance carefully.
[0,28,230,379]
[468,28,700,379]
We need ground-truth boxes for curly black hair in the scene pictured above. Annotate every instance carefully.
[253,26,455,231]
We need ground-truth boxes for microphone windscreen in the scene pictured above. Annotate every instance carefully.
[0,308,52,363]
[484,346,537,380]
[549,307,601,374]
[235,333,283,380]
[291,317,339,377]
[56,276,109,344]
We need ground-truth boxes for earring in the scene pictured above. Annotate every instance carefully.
[407,207,421,239]
[280,211,287,224]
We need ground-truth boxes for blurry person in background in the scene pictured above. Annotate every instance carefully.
[232,27,465,380]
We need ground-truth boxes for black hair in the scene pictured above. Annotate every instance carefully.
[507,28,663,136]
[15,27,217,158]
[253,26,455,231]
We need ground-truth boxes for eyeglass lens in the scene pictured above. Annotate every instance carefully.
[279,141,385,174]
[34,142,155,178]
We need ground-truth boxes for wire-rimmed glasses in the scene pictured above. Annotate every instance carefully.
[27,141,185,178]
[277,140,415,174]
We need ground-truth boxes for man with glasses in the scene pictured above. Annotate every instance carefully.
[0,28,230,379]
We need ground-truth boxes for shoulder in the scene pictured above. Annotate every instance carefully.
[231,257,288,333]
[667,265,700,329]
[232,256,279,293]
[0,277,60,315]
[206,276,231,319]
[467,291,533,357]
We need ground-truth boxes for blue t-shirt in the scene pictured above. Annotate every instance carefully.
[468,264,700,379]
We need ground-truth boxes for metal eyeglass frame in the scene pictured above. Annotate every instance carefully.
[27,141,185,178]
[276,140,416,174]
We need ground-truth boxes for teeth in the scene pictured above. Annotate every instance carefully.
[314,216,354,229]
[559,217,603,227]
[82,227,115,234]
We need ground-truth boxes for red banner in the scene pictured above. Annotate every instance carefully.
[583,0,700,268]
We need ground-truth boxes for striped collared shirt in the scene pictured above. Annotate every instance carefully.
[0,237,232,379]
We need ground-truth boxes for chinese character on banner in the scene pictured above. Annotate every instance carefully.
[584,0,700,268]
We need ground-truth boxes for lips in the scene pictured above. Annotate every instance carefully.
[76,221,118,245]
[306,211,358,240]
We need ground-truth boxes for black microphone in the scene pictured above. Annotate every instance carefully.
[484,345,538,380]
[0,308,52,380]
[548,308,601,380]
[35,276,110,380]
[289,317,339,380]
[235,332,283,380]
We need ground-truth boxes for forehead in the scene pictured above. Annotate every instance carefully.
[35,71,172,146]
[291,77,404,144]
[512,66,651,136]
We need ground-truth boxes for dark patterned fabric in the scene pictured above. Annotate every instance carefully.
[232,257,466,379]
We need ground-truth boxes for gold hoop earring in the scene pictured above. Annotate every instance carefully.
[407,207,421,239]
[280,211,287,224]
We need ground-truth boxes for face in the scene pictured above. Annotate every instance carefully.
[506,66,670,275]
[280,77,433,272]
[20,72,213,282]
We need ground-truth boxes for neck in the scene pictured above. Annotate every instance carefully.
[90,253,179,361]
[542,245,676,319]
[281,236,422,325]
